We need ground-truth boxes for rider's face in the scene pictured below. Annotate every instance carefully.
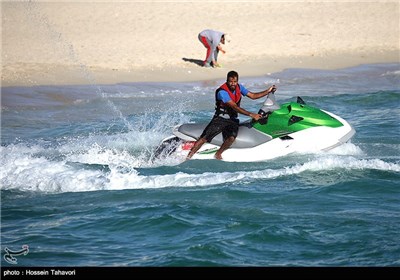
[227,76,238,92]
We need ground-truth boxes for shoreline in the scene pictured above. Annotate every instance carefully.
[2,50,399,87]
[2,1,399,87]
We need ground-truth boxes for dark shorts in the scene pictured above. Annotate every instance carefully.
[200,116,239,142]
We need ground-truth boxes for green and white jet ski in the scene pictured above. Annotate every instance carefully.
[154,93,355,162]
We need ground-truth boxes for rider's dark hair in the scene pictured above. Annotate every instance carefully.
[227,71,239,80]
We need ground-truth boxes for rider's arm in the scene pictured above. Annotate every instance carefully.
[246,85,276,100]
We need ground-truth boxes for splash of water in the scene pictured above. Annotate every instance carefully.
[1,140,399,193]
[24,1,134,130]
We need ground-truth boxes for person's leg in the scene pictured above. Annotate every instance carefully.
[214,136,235,160]
[199,36,212,66]
[186,116,225,159]
[215,120,239,159]
[186,138,207,159]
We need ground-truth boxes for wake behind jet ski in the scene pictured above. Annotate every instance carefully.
[154,91,356,162]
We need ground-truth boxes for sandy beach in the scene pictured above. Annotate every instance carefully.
[1,0,399,87]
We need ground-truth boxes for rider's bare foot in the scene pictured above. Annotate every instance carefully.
[214,153,222,160]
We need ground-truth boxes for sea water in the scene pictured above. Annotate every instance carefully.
[1,63,399,267]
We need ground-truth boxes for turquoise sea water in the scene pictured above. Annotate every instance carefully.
[1,63,400,267]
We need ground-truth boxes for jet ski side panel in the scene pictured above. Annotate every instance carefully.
[253,102,344,138]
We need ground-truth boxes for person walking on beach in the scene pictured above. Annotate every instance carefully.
[198,29,228,68]
[186,70,277,160]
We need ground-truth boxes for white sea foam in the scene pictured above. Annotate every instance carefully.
[1,143,398,193]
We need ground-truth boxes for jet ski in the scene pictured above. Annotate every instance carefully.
[154,93,355,162]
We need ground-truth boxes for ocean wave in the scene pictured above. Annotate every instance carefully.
[1,143,398,193]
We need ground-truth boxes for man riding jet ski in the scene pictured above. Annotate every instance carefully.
[186,70,277,160]
[154,71,355,162]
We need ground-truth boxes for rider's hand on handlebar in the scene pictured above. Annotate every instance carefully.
[269,85,277,93]
[250,113,262,121]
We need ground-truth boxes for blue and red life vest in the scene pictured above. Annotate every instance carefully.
[214,83,241,119]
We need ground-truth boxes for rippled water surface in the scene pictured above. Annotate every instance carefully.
[1,63,399,266]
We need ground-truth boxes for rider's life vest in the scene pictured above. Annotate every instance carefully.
[215,83,241,119]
